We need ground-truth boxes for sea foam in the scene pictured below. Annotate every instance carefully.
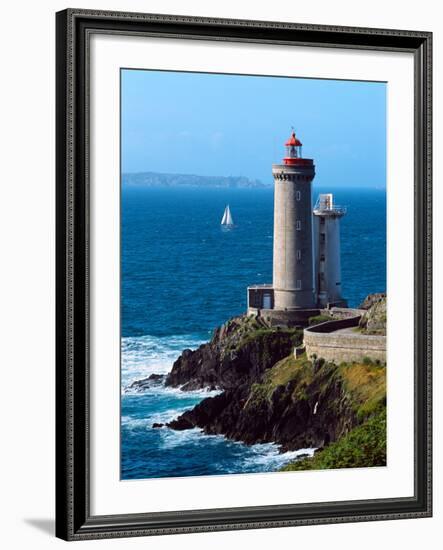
[121,333,208,387]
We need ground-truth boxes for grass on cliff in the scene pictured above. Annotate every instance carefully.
[281,408,386,471]
[247,354,386,419]
[222,317,303,356]
[243,347,387,472]
[247,354,312,405]
[338,361,386,420]
[230,325,303,359]
[308,314,332,326]
[240,326,302,345]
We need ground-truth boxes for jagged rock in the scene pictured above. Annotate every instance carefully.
[152,422,164,428]
[359,293,386,310]
[168,354,386,452]
[167,417,195,431]
[359,294,387,335]
[165,315,302,391]
[126,373,165,392]
[165,311,386,454]
[148,373,165,381]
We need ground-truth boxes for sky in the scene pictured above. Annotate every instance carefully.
[121,69,386,188]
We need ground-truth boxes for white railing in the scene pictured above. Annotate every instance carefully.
[313,205,347,215]
[313,196,346,215]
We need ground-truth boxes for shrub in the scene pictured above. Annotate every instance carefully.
[281,409,386,471]
[308,314,332,326]
[313,357,325,372]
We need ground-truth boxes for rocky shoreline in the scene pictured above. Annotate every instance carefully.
[165,316,301,391]
[128,295,387,469]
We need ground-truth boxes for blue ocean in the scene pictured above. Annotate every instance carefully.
[121,186,386,479]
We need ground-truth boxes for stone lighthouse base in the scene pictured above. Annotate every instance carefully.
[246,284,348,328]
[247,306,321,328]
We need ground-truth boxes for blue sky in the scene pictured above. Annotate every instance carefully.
[121,69,386,188]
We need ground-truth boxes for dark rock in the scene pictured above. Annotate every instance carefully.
[165,315,302,391]
[294,453,311,460]
[166,312,384,454]
[152,423,164,429]
[168,359,366,451]
[125,373,165,392]
[148,373,165,381]
[167,417,196,431]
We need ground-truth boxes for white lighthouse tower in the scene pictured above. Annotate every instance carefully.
[246,130,348,324]
[313,194,347,307]
[272,130,316,309]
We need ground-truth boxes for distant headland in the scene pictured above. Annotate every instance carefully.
[122,171,269,189]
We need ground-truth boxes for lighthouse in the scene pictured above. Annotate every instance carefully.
[313,194,347,307]
[246,129,347,324]
[272,131,316,309]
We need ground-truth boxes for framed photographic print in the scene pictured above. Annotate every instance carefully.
[55,9,432,541]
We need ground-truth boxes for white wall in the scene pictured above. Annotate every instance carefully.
[0,0,440,548]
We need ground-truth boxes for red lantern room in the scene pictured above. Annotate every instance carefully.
[283,130,303,165]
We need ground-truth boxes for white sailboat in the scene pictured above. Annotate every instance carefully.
[221,204,234,227]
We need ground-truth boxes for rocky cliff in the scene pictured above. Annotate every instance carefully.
[165,316,302,391]
[165,309,386,458]
[359,294,387,335]
[282,408,386,471]
[167,354,386,452]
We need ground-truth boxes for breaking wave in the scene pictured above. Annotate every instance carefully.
[121,332,208,387]
[120,331,316,479]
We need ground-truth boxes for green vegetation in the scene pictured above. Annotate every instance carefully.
[338,361,386,421]
[245,353,386,468]
[239,327,302,351]
[247,353,386,418]
[169,309,387,468]
[281,409,386,471]
[247,354,312,404]
[308,314,332,326]
[221,317,303,359]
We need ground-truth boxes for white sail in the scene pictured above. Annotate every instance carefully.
[225,205,234,225]
[221,205,234,226]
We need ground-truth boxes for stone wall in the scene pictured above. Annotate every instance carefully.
[306,316,360,333]
[248,307,320,328]
[304,328,386,364]
[329,307,366,319]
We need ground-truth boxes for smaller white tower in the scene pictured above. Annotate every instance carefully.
[313,194,347,308]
